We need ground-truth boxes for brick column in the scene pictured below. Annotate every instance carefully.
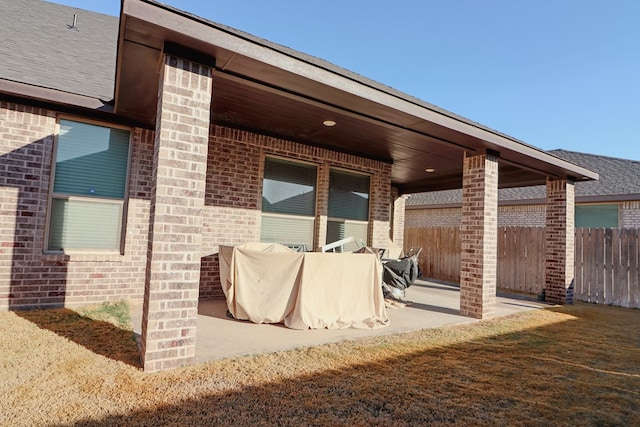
[544,178,575,304]
[314,163,330,250]
[390,187,406,248]
[140,54,213,372]
[369,170,391,249]
[460,153,498,319]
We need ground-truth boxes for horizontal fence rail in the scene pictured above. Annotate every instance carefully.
[404,226,640,308]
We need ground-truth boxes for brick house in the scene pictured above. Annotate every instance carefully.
[406,149,640,228]
[1,0,597,371]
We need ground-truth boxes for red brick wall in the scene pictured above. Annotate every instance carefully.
[141,55,212,371]
[1,101,395,310]
[460,154,498,319]
[0,102,154,310]
[544,178,575,304]
[390,190,407,249]
[200,125,393,298]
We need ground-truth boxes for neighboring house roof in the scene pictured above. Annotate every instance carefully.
[407,149,640,207]
[0,0,118,103]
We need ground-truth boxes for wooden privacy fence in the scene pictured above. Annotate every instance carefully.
[575,228,639,307]
[404,227,461,284]
[404,226,640,308]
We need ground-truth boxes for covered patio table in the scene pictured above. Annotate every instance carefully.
[219,243,389,330]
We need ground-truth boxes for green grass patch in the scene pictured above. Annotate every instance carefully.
[76,300,132,330]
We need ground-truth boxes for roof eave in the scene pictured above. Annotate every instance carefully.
[116,0,598,188]
[0,78,113,112]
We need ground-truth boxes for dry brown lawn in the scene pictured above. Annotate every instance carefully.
[1,301,639,426]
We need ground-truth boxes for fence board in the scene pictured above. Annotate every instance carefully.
[596,228,604,303]
[620,228,630,307]
[611,228,623,307]
[578,228,587,301]
[629,229,639,308]
[604,228,613,305]
[575,228,584,300]
[596,228,605,304]
[504,227,515,290]
[583,228,594,303]
[514,228,523,292]
[523,227,530,293]
[534,227,545,293]
[497,227,505,288]
[535,227,545,293]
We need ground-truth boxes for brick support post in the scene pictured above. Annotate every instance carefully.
[460,153,498,319]
[391,187,406,249]
[141,54,213,372]
[314,163,330,250]
[544,178,575,304]
[370,171,391,249]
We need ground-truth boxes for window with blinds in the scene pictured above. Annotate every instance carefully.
[47,119,131,251]
[327,169,370,251]
[260,157,317,250]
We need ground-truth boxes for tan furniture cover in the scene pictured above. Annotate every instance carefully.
[219,243,389,330]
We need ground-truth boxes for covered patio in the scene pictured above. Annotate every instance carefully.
[114,0,597,371]
[0,0,599,373]
[132,279,548,362]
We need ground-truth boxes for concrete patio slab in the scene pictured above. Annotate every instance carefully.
[182,279,549,363]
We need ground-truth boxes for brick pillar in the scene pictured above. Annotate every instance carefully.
[460,153,498,319]
[314,163,329,250]
[140,54,213,372]
[391,187,406,248]
[544,178,575,304]
[370,171,391,249]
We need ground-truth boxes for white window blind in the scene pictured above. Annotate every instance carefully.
[328,169,369,220]
[261,214,314,250]
[48,199,123,250]
[54,120,129,198]
[261,157,317,249]
[326,169,370,250]
[326,219,368,252]
[262,157,316,216]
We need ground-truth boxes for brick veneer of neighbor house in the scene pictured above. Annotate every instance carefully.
[622,201,640,228]
[459,154,498,319]
[407,201,640,229]
[199,126,395,299]
[406,205,547,228]
[544,178,575,304]
[0,102,155,311]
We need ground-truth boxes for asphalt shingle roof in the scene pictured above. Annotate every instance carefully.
[0,0,118,101]
[407,149,640,206]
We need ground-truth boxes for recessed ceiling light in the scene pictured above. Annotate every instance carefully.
[323,120,336,127]
[425,168,435,173]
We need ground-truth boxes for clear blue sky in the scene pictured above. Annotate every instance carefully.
[51,0,640,160]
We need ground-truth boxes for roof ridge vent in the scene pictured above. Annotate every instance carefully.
[67,13,78,30]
